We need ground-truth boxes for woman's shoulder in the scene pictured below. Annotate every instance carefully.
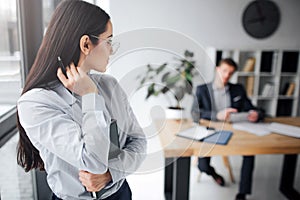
[90,74,127,100]
[90,73,120,89]
[90,73,117,83]
[19,88,51,100]
[18,87,61,105]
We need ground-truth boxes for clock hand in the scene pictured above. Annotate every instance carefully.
[247,17,265,24]
[255,2,265,20]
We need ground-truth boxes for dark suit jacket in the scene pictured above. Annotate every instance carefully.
[191,82,263,122]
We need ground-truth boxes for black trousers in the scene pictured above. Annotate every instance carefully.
[52,180,132,200]
[198,156,255,194]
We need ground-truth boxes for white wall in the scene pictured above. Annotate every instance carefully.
[108,0,300,126]
[110,0,300,49]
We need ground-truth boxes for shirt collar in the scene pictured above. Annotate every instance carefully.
[212,82,229,92]
[55,84,78,105]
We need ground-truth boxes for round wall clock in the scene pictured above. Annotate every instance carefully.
[242,0,280,39]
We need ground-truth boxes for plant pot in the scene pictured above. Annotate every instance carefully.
[165,107,185,119]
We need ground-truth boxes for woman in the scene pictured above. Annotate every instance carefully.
[17,1,147,199]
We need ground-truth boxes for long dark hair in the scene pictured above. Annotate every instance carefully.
[17,0,110,172]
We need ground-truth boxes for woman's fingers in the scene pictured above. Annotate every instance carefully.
[57,62,97,96]
[78,170,108,192]
[69,62,80,79]
[66,67,74,81]
[79,170,88,180]
[57,67,68,85]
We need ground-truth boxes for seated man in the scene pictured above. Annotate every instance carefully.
[191,58,263,200]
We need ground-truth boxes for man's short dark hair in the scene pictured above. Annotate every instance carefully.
[217,58,238,71]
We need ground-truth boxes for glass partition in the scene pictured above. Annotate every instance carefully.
[0,1,21,108]
[0,134,34,199]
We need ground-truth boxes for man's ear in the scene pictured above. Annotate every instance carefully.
[79,35,91,55]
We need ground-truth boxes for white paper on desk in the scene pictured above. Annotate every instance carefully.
[232,122,271,136]
[176,124,215,141]
[268,122,300,138]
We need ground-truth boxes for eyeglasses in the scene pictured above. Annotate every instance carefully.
[89,35,120,55]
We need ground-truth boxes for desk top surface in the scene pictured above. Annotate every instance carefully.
[156,117,300,157]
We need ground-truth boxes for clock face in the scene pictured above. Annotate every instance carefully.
[242,0,280,39]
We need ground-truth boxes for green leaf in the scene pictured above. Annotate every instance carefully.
[166,74,181,85]
[145,83,155,99]
[165,81,175,89]
[154,91,160,96]
[147,64,153,71]
[174,86,185,101]
[185,80,193,94]
[161,86,169,94]
[156,63,167,74]
[140,77,146,85]
[161,72,170,82]
[184,50,194,57]
[185,72,193,82]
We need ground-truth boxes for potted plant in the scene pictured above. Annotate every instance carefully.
[136,50,198,119]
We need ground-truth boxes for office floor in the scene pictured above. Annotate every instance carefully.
[127,135,300,200]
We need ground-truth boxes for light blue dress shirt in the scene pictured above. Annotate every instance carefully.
[212,83,231,113]
[18,74,147,199]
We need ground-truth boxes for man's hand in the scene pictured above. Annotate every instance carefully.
[217,108,238,121]
[79,170,112,192]
[248,110,259,122]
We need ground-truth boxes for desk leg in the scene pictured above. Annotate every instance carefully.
[279,154,300,200]
[164,157,191,200]
[165,158,173,200]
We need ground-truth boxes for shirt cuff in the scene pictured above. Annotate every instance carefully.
[82,93,106,113]
[108,158,125,184]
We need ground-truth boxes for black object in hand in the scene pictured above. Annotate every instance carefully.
[57,56,67,76]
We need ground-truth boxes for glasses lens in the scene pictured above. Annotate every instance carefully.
[90,35,119,55]
[107,38,112,46]
[111,41,120,55]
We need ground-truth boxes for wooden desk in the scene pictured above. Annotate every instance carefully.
[156,117,300,200]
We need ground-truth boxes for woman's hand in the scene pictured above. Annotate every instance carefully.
[79,170,112,192]
[57,63,98,96]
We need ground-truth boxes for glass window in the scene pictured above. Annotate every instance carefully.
[0,1,113,199]
[0,134,34,200]
[0,1,59,199]
[0,1,21,110]
[42,0,60,32]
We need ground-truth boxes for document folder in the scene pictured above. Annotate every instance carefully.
[202,130,233,145]
[91,119,121,199]
[108,119,121,159]
[176,125,232,145]
[176,125,215,141]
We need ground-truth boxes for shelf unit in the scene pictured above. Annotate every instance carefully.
[208,48,300,117]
